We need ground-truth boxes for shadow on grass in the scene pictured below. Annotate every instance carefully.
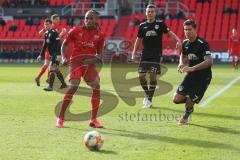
[98,128,240,151]
[96,149,118,155]
[160,107,240,120]
[190,123,240,135]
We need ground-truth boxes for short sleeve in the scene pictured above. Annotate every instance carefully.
[182,41,187,55]
[203,42,211,56]
[137,25,144,38]
[161,22,170,34]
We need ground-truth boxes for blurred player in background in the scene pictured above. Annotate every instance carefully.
[173,19,213,125]
[132,4,181,109]
[228,28,240,70]
[57,10,105,128]
[37,19,67,91]
[35,14,67,86]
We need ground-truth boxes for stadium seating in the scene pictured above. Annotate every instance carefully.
[124,0,240,50]
[0,17,115,40]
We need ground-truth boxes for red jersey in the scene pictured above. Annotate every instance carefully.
[228,36,240,56]
[66,26,105,60]
[52,23,62,33]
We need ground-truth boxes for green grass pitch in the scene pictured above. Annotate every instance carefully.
[0,63,240,160]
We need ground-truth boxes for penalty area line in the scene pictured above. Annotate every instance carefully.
[200,75,240,108]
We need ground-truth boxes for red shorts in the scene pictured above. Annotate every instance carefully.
[69,65,99,81]
[45,50,51,61]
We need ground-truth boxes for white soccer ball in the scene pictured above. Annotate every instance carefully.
[84,131,104,151]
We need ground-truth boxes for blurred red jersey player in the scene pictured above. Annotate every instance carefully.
[35,14,67,86]
[228,28,240,70]
[57,9,105,128]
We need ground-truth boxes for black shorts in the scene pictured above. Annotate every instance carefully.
[138,61,161,74]
[177,74,212,104]
[50,55,60,66]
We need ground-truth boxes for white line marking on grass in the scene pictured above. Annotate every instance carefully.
[200,76,240,108]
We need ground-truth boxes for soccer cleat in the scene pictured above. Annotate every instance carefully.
[143,97,148,105]
[89,119,103,128]
[59,84,67,89]
[43,86,53,91]
[56,118,64,128]
[178,116,188,125]
[35,78,40,86]
[143,99,152,109]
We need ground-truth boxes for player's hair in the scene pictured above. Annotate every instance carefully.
[44,19,52,24]
[146,4,156,9]
[184,19,197,29]
[51,14,59,21]
[85,9,100,19]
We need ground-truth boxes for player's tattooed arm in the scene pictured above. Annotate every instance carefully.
[182,55,213,73]
[178,54,187,73]
[167,31,182,50]
[132,37,142,60]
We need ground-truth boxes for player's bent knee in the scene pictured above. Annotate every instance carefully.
[173,94,185,104]
[88,78,100,88]
[173,98,181,104]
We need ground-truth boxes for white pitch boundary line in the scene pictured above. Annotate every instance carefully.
[200,75,240,108]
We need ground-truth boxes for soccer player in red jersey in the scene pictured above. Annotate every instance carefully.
[228,28,240,70]
[56,10,105,128]
[35,14,67,86]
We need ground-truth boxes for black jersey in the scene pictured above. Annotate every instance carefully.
[40,28,61,57]
[137,19,170,62]
[182,37,212,77]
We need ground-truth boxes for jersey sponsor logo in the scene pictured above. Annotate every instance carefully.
[188,53,199,60]
[156,20,163,22]
[155,25,159,30]
[82,41,94,48]
[46,39,50,43]
[94,34,100,39]
[146,30,157,37]
[206,51,211,55]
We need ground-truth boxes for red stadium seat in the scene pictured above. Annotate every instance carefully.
[221,14,230,40]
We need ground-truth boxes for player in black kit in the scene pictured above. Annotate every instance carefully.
[132,4,182,109]
[37,19,67,91]
[173,19,213,125]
